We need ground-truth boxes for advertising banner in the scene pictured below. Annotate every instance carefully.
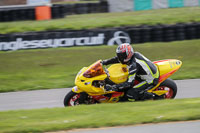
[0,30,131,51]
[1,23,200,51]
[108,0,199,12]
[134,0,152,11]
[168,0,184,8]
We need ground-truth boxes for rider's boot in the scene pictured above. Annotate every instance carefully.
[142,92,155,100]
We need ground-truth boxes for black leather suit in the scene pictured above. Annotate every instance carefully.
[103,52,159,100]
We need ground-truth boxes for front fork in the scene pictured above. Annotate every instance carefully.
[72,86,96,104]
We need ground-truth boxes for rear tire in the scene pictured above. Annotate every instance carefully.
[159,78,177,99]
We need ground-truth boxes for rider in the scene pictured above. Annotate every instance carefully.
[102,43,159,101]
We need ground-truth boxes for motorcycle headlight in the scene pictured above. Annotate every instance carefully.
[77,70,82,76]
[72,86,78,92]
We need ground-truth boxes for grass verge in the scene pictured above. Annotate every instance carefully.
[0,39,200,92]
[0,7,200,34]
[0,98,200,133]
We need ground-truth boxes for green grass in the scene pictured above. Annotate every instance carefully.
[0,98,200,133]
[0,39,200,92]
[0,7,200,34]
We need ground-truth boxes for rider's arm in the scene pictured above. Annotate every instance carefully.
[102,56,119,65]
[115,62,138,90]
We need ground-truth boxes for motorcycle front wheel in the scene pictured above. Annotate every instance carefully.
[63,91,81,107]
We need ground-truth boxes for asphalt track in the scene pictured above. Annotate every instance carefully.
[0,79,200,133]
[66,120,200,133]
[0,79,200,111]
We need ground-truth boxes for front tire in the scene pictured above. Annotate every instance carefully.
[63,91,80,107]
[158,78,177,99]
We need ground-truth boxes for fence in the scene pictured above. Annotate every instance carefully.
[108,0,200,12]
[0,22,200,51]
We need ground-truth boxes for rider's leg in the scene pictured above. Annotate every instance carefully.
[126,81,155,101]
[127,67,160,101]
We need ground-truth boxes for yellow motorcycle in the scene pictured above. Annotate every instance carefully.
[64,59,182,106]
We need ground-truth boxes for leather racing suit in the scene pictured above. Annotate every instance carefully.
[102,52,159,100]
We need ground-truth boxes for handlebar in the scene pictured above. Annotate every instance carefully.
[100,61,110,78]
[104,66,110,77]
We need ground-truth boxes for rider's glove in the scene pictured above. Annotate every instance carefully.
[101,60,106,65]
[105,84,118,91]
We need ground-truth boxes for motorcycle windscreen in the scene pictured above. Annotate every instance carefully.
[83,61,105,78]
[108,63,129,84]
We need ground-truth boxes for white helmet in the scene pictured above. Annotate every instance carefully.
[116,43,134,64]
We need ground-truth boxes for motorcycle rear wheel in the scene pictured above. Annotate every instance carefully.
[158,78,177,99]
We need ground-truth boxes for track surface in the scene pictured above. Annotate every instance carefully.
[67,121,200,133]
[0,79,200,111]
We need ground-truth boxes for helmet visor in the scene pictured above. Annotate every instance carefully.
[117,52,127,64]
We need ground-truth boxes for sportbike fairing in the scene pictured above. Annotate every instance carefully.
[148,59,182,94]
[73,61,107,95]
[73,59,182,97]
[154,59,182,83]
[73,60,129,96]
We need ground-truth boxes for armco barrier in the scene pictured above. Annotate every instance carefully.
[0,22,200,51]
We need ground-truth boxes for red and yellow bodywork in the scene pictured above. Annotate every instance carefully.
[149,59,182,95]
[72,59,182,103]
